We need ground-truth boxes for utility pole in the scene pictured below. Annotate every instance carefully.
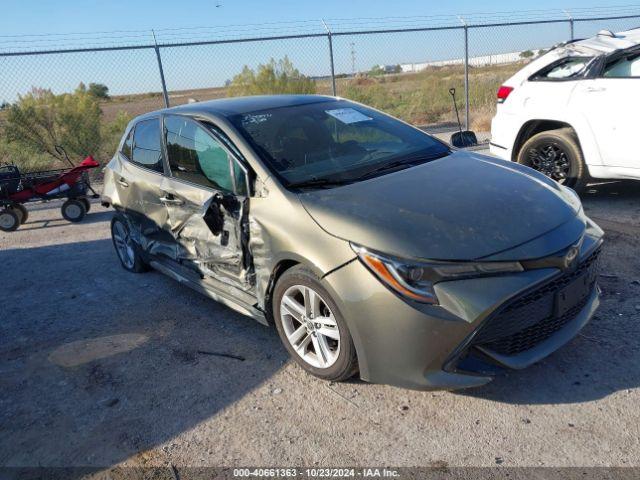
[350,42,356,75]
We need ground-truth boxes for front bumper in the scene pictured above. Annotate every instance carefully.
[322,231,603,391]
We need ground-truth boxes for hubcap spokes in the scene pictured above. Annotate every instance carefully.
[528,143,570,184]
[113,221,135,268]
[281,285,340,369]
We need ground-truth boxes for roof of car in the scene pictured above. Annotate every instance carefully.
[570,27,640,54]
[143,94,338,120]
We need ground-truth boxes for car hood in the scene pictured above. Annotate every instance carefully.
[298,151,582,261]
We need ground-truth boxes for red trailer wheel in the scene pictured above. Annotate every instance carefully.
[61,199,87,223]
[12,204,28,224]
[0,208,20,232]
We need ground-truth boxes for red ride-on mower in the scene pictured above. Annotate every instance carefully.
[0,146,100,232]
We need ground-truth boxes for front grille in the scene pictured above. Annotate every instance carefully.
[471,246,601,356]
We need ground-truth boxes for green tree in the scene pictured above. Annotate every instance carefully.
[228,56,316,96]
[369,65,385,76]
[520,50,534,59]
[88,82,110,99]
[4,86,102,162]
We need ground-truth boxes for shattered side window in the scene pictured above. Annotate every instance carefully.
[165,115,234,193]
[532,57,593,80]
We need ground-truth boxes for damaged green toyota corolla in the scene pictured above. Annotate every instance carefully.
[102,95,603,390]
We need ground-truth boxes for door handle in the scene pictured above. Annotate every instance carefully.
[117,177,129,188]
[160,194,184,205]
[586,86,606,93]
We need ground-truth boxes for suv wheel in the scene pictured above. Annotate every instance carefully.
[517,128,587,191]
[273,265,358,382]
[110,215,149,273]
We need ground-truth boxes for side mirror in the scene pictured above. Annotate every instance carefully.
[450,130,478,148]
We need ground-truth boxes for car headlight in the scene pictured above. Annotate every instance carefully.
[352,244,523,304]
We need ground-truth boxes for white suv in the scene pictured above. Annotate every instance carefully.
[490,28,640,191]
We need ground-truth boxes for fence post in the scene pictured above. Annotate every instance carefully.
[152,30,170,108]
[322,19,337,96]
[564,10,575,40]
[458,17,470,131]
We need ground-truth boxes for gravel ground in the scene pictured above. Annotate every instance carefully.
[0,178,639,472]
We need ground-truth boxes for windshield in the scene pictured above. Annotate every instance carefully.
[228,99,450,188]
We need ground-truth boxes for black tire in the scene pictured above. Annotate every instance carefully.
[0,208,20,232]
[80,198,91,213]
[110,215,150,273]
[61,199,87,223]
[12,204,28,224]
[272,265,358,382]
[517,127,587,191]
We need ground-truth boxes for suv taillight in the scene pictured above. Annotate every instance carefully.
[497,86,514,103]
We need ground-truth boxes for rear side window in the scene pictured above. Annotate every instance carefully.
[603,52,640,78]
[132,118,163,173]
[164,115,235,192]
[532,57,593,80]
[121,128,133,160]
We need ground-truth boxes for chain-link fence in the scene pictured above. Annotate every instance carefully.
[1,7,639,171]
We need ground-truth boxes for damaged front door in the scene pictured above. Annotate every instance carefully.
[159,114,253,293]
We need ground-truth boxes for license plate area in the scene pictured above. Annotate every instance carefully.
[555,273,591,316]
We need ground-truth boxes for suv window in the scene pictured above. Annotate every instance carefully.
[121,128,134,160]
[603,52,640,78]
[165,115,239,193]
[532,57,592,80]
[132,119,163,173]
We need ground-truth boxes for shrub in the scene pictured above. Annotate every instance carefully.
[100,110,131,160]
[88,83,110,99]
[3,86,102,164]
[520,50,534,58]
[228,56,316,96]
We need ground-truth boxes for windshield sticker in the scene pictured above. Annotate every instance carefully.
[325,108,372,124]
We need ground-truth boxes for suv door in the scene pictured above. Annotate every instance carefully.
[160,114,252,291]
[571,48,640,170]
[117,117,175,256]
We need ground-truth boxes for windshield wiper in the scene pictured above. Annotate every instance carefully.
[288,177,352,190]
[355,151,449,180]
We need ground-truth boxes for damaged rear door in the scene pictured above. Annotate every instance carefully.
[159,114,253,294]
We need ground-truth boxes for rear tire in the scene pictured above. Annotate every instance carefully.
[61,199,87,223]
[517,128,587,191]
[273,265,358,382]
[110,215,149,273]
[12,204,28,224]
[0,208,20,232]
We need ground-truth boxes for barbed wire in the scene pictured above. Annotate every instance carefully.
[1,4,639,53]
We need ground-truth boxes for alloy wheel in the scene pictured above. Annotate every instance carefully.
[112,221,135,269]
[280,285,341,369]
[527,143,570,183]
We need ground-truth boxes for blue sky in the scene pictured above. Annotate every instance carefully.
[1,1,639,101]
[0,0,626,35]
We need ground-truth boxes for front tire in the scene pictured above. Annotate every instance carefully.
[273,265,358,382]
[517,128,587,191]
[110,215,149,273]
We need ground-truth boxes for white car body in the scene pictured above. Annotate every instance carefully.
[490,28,640,181]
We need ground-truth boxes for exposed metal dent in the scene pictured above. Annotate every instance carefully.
[150,259,266,324]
